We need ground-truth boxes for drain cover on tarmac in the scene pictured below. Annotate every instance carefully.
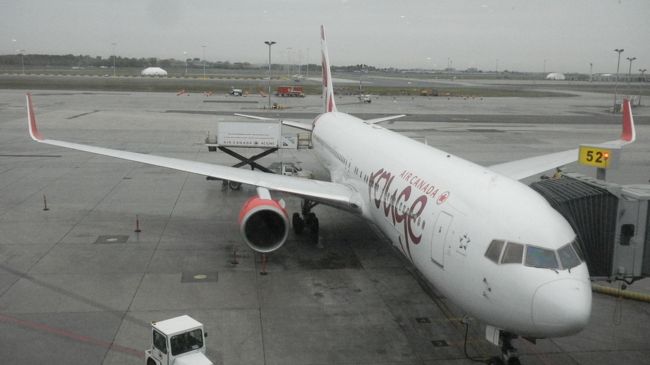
[181,272,219,283]
[431,340,449,347]
[94,235,129,244]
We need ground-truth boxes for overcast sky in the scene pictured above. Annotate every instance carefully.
[1,0,648,73]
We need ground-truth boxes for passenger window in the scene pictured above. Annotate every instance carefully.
[485,240,505,263]
[501,242,524,264]
[525,246,559,269]
[558,244,581,269]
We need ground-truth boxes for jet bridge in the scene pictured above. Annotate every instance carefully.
[530,173,650,282]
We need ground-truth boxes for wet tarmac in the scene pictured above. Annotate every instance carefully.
[0,88,649,364]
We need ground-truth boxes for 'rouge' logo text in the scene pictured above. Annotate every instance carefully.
[369,168,428,260]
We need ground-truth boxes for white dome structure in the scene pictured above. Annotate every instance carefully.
[141,67,168,77]
[545,72,566,80]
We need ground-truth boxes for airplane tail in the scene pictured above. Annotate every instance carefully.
[321,25,337,113]
[620,99,636,144]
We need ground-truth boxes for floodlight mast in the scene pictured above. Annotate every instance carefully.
[639,68,647,106]
[613,49,624,112]
[112,42,116,77]
[202,45,206,80]
[265,41,276,109]
[626,57,636,84]
[183,51,188,76]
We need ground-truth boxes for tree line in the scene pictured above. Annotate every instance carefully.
[0,54,381,72]
[0,54,257,69]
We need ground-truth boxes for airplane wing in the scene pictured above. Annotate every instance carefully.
[234,113,405,128]
[26,94,360,212]
[488,149,578,181]
[489,99,636,180]
[363,114,406,124]
[234,113,313,131]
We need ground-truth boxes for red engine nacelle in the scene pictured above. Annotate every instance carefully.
[238,196,289,253]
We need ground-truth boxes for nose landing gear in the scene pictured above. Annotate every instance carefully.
[497,332,520,365]
[467,323,521,365]
[486,331,520,365]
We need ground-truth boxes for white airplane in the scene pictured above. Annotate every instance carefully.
[26,26,636,363]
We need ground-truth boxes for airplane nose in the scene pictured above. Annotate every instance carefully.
[532,279,592,336]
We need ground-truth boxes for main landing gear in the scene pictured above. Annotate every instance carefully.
[292,199,319,237]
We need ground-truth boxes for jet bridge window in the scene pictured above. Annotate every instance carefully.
[485,240,505,263]
[525,245,559,269]
[501,242,524,264]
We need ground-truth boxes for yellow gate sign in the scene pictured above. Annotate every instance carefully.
[578,145,620,169]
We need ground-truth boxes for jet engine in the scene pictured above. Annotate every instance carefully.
[238,193,289,253]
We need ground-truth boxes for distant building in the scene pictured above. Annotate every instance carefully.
[141,67,168,77]
[593,73,616,82]
[545,72,566,80]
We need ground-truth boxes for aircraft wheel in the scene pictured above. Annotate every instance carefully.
[507,358,521,365]
[293,213,305,234]
[304,212,315,226]
[229,181,242,190]
[309,216,319,235]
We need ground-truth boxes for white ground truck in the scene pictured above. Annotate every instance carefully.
[268,161,313,179]
[145,315,213,365]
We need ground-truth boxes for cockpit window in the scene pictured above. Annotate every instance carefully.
[485,240,505,263]
[558,244,581,269]
[525,245,559,269]
[571,240,585,262]
[486,239,583,270]
[501,242,524,264]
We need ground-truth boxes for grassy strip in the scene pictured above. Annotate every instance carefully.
[527,83,650,96]
[0,75,574,97]
[351,86,575,98]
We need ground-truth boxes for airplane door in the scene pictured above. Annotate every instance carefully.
[431,211,453,267]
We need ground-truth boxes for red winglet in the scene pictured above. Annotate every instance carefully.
[26,93,44,141]
[620,99,635,143]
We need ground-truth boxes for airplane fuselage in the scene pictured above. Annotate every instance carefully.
[311,112,592,338]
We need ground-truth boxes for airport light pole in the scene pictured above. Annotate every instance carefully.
[626,57,637,104]
[183,51,188,76]
[626,57,636,83]
[306,47,310,79]
[13,39,25,75]
[265,41,276,109]
[112,42,116,77]
[297,49,302,78]
[613,48,624,112]
[286,47,292,79]
[18,49,25,75]
[202,45,206,79]
[640,68,647,106]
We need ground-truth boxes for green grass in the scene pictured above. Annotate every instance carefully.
[0,73,575,97]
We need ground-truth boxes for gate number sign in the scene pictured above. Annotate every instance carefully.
[578,145,620,169]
